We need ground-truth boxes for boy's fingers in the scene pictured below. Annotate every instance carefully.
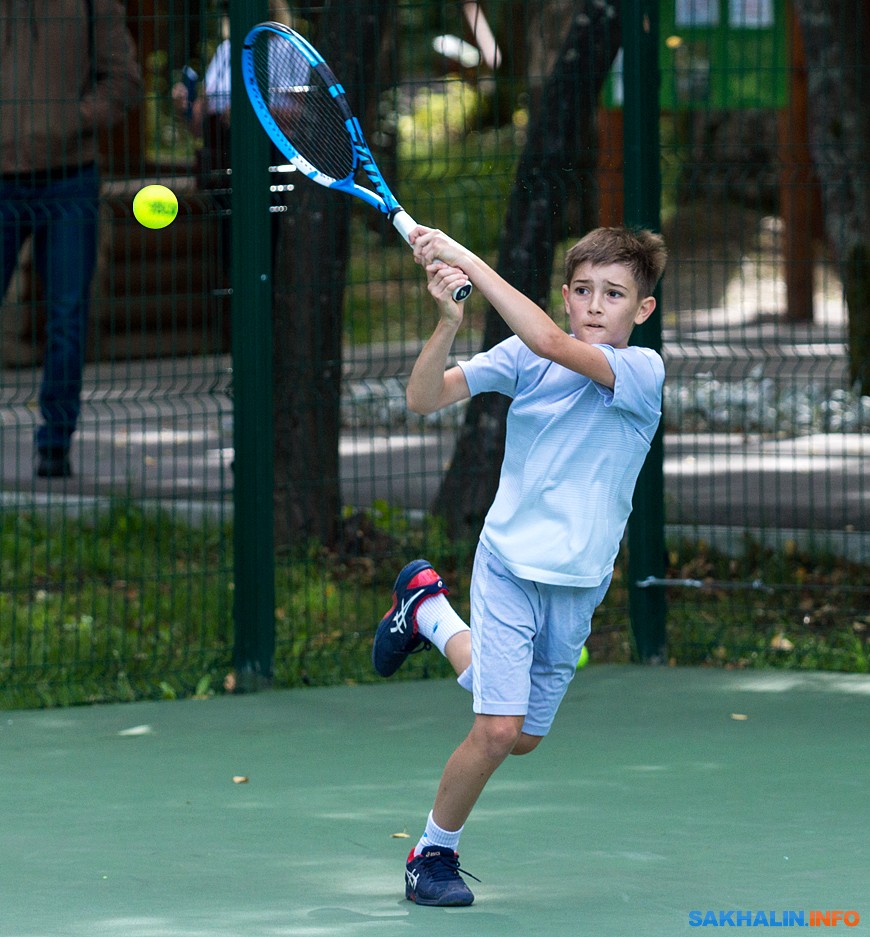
[408,224,431,245]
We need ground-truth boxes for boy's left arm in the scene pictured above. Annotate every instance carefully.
[405,261,472,415]
[411,227,615,388]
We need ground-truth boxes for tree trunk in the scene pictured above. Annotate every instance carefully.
[272,3,396,550]
[432,0,622,538]
[791,0,870,392]
[272,183,349,549]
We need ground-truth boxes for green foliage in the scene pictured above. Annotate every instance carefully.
[344,78,519,346]
[0,505,233,709]
[271,500,470,690]
[587,537,869,673]
[3,503,866,710]
[397,88,518,256]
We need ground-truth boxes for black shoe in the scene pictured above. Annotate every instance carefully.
[36,448,71,478]
[405,845,479,906]
[372,560,448,677]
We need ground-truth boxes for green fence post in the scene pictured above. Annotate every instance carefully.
[229,1,275,688]
[622,0,668,662]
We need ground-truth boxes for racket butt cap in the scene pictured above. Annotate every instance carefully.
[452,282,473,302]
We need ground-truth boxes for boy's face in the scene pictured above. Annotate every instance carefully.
[562,261,656,349]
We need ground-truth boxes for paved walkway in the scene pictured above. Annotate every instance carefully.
[1,324,866,554]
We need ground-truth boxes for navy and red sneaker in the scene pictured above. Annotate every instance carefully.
[405,845,478,906]
[372,559,447,677]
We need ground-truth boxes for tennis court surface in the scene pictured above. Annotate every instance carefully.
[4,665,868,937]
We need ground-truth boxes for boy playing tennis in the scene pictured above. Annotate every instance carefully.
[373,224,667,906]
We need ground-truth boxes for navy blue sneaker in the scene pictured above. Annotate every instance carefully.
[405,846,478,906]
[372,559,447,677]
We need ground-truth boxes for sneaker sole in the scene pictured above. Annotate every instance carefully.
[405,886,474,907]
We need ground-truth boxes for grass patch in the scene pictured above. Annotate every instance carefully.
[663,538,869,672]
[0,504,233,709]
[587,538,869,673]
[2,504,866,710]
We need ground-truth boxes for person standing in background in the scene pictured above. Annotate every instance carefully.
[0,0,142,478]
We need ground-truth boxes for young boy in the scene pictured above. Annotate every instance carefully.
[372,225,668,906]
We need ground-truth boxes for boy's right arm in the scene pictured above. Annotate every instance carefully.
[411,226,617,387]
[406,264,471,415]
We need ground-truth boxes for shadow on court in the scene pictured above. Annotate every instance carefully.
[3,666,868,937]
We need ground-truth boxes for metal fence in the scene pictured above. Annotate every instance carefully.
[1,0,867,708]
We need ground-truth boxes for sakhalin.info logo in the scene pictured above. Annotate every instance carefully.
[688,910,861,927]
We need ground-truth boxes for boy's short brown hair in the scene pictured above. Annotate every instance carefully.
[564,226,667,299]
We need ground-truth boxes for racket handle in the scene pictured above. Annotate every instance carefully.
[391,209,473,303]
[452,281,473,302]
[390,209,417,244]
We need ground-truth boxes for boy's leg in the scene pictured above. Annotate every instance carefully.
[417,712,541,852]
[372,559,471,679]
[430,712,525,831]
[442,629,471,677]
[405,712,526,907]
[417,543,541,828]
[379,548,545,905]
[521,573,611,737]
[421,545,548,836]
[407,545,547,907]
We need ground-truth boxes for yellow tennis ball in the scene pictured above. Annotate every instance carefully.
[576,646,589,669]
[133,184,178,229]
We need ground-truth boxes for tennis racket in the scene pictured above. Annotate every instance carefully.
[241,22,473,302]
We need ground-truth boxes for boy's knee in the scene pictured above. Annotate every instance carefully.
[511,732,543,756]
[472,715,525,759]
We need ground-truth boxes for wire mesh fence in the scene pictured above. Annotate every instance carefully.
[651,0,870,671]
[1,0,867,708]
[1,0,235,707]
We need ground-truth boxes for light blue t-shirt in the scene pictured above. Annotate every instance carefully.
[458,336,664,587]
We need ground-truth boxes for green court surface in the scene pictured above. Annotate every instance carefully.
[3,666,868,937]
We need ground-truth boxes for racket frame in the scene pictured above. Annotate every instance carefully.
[241,21,472,302]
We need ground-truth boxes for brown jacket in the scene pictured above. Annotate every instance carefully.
[0,0,142,174]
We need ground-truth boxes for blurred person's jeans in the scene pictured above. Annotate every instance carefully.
[0,164,100,453]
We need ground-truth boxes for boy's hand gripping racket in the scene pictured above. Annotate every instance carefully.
[242,22,473,302]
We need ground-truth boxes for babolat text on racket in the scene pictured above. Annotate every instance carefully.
[241,22,472,302]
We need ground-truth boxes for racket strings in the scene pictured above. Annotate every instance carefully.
[251,34,354,182]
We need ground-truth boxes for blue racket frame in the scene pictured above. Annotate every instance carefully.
[241,22,400,216]
[241,21,472,301]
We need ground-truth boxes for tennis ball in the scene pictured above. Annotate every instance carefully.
[133,184,178,229]
[576,646,589,669]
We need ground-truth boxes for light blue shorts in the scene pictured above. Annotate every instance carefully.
[468,541,611,736]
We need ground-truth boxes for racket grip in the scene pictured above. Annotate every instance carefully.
[390,209,473,302]
[391,209,417,245]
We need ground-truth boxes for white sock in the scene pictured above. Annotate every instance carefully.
[415,593,469,656]
[457,665,473,693]
[415,810,463,856]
